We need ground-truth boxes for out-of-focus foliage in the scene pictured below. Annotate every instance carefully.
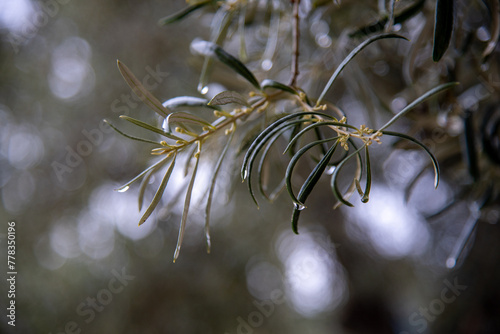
[1,0,499,334]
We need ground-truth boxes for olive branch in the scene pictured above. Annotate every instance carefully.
[107,1,457,262]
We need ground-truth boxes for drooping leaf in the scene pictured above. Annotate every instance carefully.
[173,145,201,262]
[382,131,440,188]
[362,147,371,203]
[191,39,261,90]
[316,33,408,105]
[139,153,177,226]
[378,82,459,131]
[117,60,170,117]
[246,119,308,207]
[284,121,358,154]
[291,141,339,234]
[331,145,366,207]
[158,0,212,25]
[285,138,339,207]
[241,111,337,180]
[205,131,234,254]
[432,0,455,62]
[209,90,250,107]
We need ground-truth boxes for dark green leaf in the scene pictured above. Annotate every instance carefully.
[291,141,339,234]
[378,82,459,131]
[285,138,339,207]
[362,147,371,203]
[191,40,261,90]
[432,0,455,62]
[158,0,212,25]
[316,33,408,106]
[349,0,425,38]
[261,79,299,95]
[331,145,366,207]
[382,131,440,188]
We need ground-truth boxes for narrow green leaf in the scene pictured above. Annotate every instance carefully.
[286,138,339,207]
[205,131,234,253]
[261,79,299,95]
[116,60,169,117]
[463,111,479,182]
[316,33,408,106]
[349,0,425,38]
[120,115,183,141]
[116,157,170,192]
[284,121,358,154]
[246,119,307,207]
[139,153,177,226]
[432,0,455,62]
[382,131,440,188]
[104,119,163,145]
[163,96,210,109]
[191,40,261,90]
[291,141,339,234]
[198,8,234,93]
[378,82,458,132]
[241,111,337,180]
[173,147,201,262]
[158,0,212,25]
[331,145,366,207]
[209,90,250,107]
[257,125,293,201]
[362,147,371,203]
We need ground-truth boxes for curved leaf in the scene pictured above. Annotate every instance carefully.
[316,33,408,106]
[291,141,339,234]
[331,145,366,207]
[285,138,339,207]
[378,82,459,131]
[382,131,440,188]
[205,131,234,254]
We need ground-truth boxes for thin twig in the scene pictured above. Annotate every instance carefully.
[289,0,301,87]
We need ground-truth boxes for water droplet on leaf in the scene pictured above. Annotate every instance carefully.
[117,186,130,193]
[294,203,306,211]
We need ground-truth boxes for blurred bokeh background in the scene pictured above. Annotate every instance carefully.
[1,0,499,333]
